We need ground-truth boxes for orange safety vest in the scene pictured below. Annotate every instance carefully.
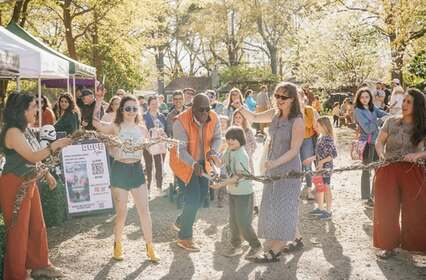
[169,108,218,185]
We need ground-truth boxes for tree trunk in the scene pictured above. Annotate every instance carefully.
[10,1,24,24]
[269,46,278,75]
[63,0,78,59]
[19,0,31,27]
[389,34,405,85]
[92,9,102,78]
[156,48,165,95]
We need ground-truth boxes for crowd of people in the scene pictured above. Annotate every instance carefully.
[0,78,425,279]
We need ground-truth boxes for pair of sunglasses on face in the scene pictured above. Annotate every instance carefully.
[122,106,139,113]
[274,94,292,101]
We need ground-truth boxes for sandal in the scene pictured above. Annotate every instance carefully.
[376,250,396,259]
[253,249,281,263]
[31,265,65,278]
[282,238,304,253]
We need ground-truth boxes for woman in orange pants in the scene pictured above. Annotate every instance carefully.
[0,92,71,280]
[374,88,426,259]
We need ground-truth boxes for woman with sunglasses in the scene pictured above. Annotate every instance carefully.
[238,82,304,263]
[93,95,160,263]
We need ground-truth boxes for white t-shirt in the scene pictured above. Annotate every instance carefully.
[389,94,403,115]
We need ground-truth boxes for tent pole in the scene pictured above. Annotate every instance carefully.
[73,75,76,100]
[67,76,70,94]
[16,77,20,91]
[38,78,42,127]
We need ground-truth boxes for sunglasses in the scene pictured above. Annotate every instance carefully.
[274,94,292,101]
[122,106,138,113]
[198,107,210,113]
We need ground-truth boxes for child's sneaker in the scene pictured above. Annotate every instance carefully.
[224,247,244,257]
[309,208,324,215]
[319,211,332,220]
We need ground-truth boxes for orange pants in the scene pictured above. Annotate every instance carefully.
[373,163,426,252]
[0,174,49,280]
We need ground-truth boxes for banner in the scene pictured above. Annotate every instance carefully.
[61,141,113,214]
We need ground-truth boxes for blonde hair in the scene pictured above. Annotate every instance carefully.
[317,116,334,137]
[226,87,244,109]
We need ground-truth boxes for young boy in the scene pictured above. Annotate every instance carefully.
[211,126,261,259]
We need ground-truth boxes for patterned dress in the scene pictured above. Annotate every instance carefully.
[258,116,302,241]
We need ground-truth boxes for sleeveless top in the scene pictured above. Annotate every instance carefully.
[114,125,145,161]
[267,115,302,177]
[2,128,40,177]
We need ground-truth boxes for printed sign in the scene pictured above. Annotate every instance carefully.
[61,141,113,214]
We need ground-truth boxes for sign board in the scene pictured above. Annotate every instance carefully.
[61,141,113,215]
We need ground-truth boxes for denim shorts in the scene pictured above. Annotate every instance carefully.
[300,137,315,161]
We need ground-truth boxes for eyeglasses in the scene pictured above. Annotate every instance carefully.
[173,97,183,101]
[123,106,138,112]
[274,94,292,101]
[198,107,210,113]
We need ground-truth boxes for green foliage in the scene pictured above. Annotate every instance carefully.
[220,65,279,85]
[408,50,426,80]
[39,177,68,227]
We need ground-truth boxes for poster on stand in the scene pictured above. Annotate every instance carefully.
[61,141,113,215]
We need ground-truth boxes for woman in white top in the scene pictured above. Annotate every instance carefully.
[389,86,404,115]
[93,95,159,263]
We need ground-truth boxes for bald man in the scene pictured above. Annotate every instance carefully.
[170,94,222,251]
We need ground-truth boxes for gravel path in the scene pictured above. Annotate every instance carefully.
[45,127,426,280]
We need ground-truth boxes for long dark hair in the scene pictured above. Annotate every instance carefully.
[106,95,121,113]
[274,82,302,119]
[39,95,52,111]
[0,92,35,150]
[55,92,80,118]
[407,88,426,146]
[355,87,374,111]
[114,95,141,125]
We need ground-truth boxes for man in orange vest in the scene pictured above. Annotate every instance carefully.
[170,93,222,252]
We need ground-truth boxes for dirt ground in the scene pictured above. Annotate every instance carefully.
[45,127,426,280]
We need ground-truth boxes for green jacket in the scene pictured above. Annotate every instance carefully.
[54,111,80,135]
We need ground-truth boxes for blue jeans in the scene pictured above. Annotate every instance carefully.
[176,171,209,240]
[300,137,315,189]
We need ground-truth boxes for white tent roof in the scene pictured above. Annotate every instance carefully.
[0,27,69,79]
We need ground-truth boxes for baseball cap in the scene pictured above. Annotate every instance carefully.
[81,89,94,97]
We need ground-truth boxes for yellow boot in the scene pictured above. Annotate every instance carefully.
[146,243,160,263]
[113,241,124,261]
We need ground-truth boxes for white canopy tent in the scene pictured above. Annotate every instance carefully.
[0,27,69,126]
